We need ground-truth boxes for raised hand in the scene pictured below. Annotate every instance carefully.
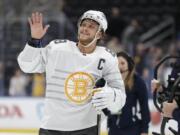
[28,12,49,39]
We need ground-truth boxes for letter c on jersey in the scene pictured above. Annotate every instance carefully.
[98,58,105,70]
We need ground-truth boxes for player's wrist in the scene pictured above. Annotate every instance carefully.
[28,37,42,48]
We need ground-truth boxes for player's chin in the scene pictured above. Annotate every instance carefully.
[79,41,89,46]
[79,38,92,44]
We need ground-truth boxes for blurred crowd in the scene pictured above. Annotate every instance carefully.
[0,0,179,97]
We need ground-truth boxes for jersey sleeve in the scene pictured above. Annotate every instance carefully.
[17,42,52,73]
[103,53,126,113]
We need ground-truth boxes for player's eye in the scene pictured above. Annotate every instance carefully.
[121,62,125,65]
[89,24,95,29]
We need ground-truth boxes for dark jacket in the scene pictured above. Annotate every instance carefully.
[172,108,180,133]
[108,73,150,134]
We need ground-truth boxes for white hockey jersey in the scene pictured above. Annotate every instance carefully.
[17,39,126,131]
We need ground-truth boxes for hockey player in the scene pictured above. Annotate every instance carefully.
[17,10,126,135]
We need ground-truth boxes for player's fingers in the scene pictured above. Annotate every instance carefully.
[92,88,101,96]
[93,102,105,109]
[35,12,40,23]
[39,13,43,24]
[43,24,50,33]
[92,92,105,100]
[93,102,107,108]
[32,13,36,24]
[94,104,107,111]
[28,17,33,26]
[92,97,107,104]
[92,98,103,104]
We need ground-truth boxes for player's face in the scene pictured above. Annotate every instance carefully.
[78,19,100,45]
[118,57,128,73]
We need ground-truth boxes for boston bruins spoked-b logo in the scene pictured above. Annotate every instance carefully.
[65,72,95,104]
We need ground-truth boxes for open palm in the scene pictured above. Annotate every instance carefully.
[28,12,49,39]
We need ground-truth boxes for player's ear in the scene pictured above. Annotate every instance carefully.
[96,31,103,40]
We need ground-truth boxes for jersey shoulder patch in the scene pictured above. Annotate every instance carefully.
[104,47,116,57]
[97,46,117,63]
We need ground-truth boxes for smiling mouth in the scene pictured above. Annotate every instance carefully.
[81,33,89,36]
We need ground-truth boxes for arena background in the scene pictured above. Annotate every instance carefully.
[0,0,179,135]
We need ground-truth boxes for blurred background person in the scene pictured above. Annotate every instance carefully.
[151,79,180,133]
[106,37,124,53]
[151,52,180,133]
[108,51,150,135]
[9,68,29,96]
[121,19,141,56]
[106,7,127,41]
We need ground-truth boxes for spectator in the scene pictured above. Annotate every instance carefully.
[107,37,124,53]
[121,19,141,55]
[142,67,153,98]
[106,7,126,40]
[9,68,29,96]
[134,43,148,75]
[151,51,180,133]
[108,51,150,135]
